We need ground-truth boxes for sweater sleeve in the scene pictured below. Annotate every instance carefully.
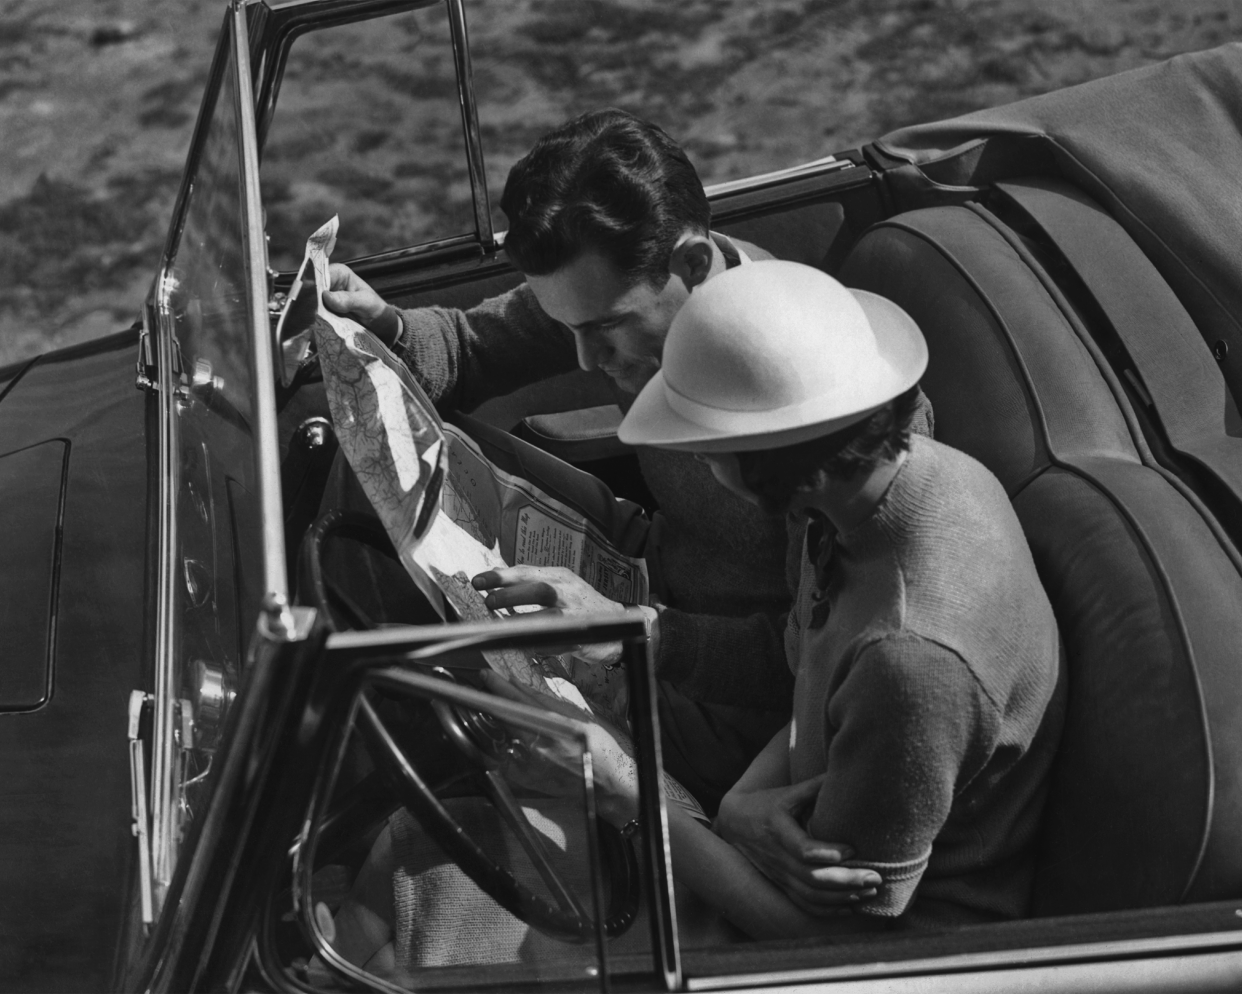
[651,514,804,711]
[395,282,579,412]
[808,635,999,917]
[654,606,795,710]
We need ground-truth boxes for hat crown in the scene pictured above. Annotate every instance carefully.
[663,261,883,416]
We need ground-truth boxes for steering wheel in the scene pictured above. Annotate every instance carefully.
[299,509,640,942]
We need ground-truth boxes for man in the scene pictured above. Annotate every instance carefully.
[324,109,795,811]
[486,260,1064,933]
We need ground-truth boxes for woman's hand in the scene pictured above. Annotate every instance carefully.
[480,669,639,825]
[322,263,402,345]
[715,778,881,915]
[472,566,655,668]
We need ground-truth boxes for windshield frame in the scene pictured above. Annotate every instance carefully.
[253,0,493,278]
[143,0,290,925]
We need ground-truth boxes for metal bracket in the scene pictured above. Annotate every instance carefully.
[135,316,157,392]
[128,689,156,926]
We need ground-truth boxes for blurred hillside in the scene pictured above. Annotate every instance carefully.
[2,0,1240,365]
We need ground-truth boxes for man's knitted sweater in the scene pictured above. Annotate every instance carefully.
[787,436,1064,923]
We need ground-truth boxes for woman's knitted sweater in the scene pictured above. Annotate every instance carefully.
[787,435,1065,923]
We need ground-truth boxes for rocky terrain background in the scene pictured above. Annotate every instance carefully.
[2,0,1240,365]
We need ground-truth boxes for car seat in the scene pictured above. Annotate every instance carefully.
[838,191,1242,916]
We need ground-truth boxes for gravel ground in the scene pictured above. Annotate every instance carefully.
[2,0,1240,365]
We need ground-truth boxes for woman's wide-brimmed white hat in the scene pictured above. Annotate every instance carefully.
[618,260,928,453]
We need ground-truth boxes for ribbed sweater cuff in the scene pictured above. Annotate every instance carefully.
[653,606,698,685]
[846,848,931,918]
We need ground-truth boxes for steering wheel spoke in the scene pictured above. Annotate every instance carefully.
[480,768,592,922]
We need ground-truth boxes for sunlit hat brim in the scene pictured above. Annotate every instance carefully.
[618,289,928,453]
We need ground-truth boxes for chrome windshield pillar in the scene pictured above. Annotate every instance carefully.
[446,0,493,251]
[233,0,290,612]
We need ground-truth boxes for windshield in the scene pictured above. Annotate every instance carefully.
[147,31,263,915]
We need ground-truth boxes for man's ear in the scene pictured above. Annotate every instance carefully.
[669,233,715,291]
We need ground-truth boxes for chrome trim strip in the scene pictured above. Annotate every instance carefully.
[446,0,493,249]
[626,635,681,990]
[233,0,288,607]
[325,611,648,655]
[369,666,587,738]
[154,11,234,296]
[685,928,1242,991]
[703,154,855,201]
[148,284,181,908]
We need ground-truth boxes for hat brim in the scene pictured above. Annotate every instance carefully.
[618,289,928,453]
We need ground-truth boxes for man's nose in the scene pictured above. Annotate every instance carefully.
[573,330,608,372]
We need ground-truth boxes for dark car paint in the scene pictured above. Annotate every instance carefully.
[0,439,67,710]
[0,329,150,992]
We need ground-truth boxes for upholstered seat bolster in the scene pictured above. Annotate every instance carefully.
[995,178,1242,513]
[1015,461,1224,913]
[839,208,1140,493]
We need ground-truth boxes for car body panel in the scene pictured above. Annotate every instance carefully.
[0,330,150,992]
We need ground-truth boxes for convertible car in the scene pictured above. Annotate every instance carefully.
[3,0,1242,991]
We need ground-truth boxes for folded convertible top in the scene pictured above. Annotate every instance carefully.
[875,42,1242,409]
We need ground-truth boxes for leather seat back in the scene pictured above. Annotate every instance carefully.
[839,202,1242,915]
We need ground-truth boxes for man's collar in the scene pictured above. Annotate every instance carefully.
[710,230,751,269]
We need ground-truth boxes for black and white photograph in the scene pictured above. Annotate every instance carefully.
[2,1,1242,991]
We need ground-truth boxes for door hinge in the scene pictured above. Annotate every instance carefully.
[135,317,157,393]
[129,689,155,927]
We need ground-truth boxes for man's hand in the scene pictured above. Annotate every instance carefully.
[472,565,650,668]
[715,778,880,915]
[322,263,402,346]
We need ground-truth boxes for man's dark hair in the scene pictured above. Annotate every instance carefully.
[499,109,711,288]
[734,386,923,515]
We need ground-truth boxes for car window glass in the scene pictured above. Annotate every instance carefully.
[150,38,262,913]
[295,668,626,991]
[261,5,476,272]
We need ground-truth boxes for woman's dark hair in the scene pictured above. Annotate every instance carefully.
[499,109,711,288]
[734,386,923,515]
